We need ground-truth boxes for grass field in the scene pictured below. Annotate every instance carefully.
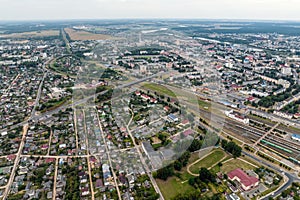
[156,175,194,199]
[198,99,211,109]
[221,158,256,173]
[156,152,204,199]
[142,83,177,97]
[189,152,203,163]
[65,28,114,41]
[156,149,243,199]
[189,149,227,174]
[142,83,214,112]
[0,30,59,38]
[156,165,196,199]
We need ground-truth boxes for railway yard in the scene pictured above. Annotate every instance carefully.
[198,103,300,170]
[147,82,300,171]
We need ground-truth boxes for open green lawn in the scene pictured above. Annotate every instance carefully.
[189,149,227,174]
[142,83,177,97]
[198,99,211,109]
[156,151,237,200]
[189,152,202,164]
[156,169,194,199]
[210,164,221,174]
[156,154,203,199]
[221,158,256,173]
[142,83,213,113]
[187,98,211,109]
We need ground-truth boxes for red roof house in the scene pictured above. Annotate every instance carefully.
[228,168,259,191]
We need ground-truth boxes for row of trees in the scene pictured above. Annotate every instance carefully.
[258,92,292,108]
[257,83,300,109]
[189,167,216,187]
[281,99,300,114]
[154,152,191,180]
[221,140,242,158]
[173,167,224,200]
[187,138,203,152]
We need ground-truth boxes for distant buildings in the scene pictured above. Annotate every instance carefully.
[168,114,179,122]
[281,66,292,76]
[273,111,293,119]
[102,164,112,186]
[291,134,300,142]
[225,110,249,124]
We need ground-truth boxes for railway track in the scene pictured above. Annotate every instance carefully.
[223,118,300,163]
[197,105,300,164]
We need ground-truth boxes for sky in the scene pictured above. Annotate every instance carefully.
[0,0,300,21]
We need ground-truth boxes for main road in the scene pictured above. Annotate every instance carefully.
[125,109,164,200]
[2,124,28,199]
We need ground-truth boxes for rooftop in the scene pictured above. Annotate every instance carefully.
[228,168,259,187]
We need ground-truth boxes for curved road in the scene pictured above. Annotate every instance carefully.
[243,151,300,200]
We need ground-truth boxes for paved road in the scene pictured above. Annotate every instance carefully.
[177,89,299,199]
[82,110,95,200]
[31,57,57,118]
[126,113,165,200]
[52,158,59,200]
[0,74,20,99]
[61,28,71,54]
[2,124,28,199]
[31,70,48,117]
[2,70,298,199]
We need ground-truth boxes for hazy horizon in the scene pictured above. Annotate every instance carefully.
[1,18,300,23]
[0,0,300,21]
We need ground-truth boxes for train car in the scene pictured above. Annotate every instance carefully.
[261,139,293,154]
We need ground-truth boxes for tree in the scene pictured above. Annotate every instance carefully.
[223,174,228,179]
[174,160,183,171]
[188,177,195,186]
[177,151,190,167]
[155,164,174,180]
[188,139,202,152]
[221,140,228,148]
[221,140,242,158]
[172,191,200,200]
[198,167,216,183]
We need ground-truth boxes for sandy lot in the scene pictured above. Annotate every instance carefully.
[64,28,113,41]
[0,30,59,38]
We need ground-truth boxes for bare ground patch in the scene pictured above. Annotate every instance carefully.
[64,28,114,41]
